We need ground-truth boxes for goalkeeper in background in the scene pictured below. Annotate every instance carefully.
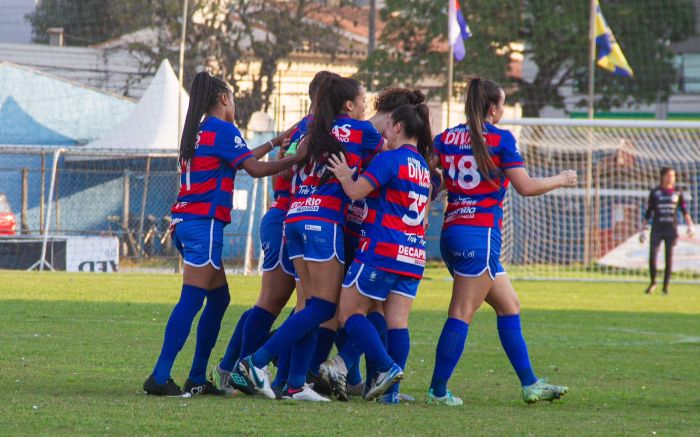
[640,167,695,295]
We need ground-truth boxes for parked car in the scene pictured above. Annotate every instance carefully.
[0,194,17,235]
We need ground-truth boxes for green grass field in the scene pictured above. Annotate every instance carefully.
[1,268,699,435]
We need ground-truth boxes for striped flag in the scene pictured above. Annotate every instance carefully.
[449,0,471,62]
[595,0,633,77]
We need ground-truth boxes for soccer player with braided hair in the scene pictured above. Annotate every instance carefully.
[143,71,302,397]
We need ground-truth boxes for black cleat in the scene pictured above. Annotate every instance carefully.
[662,287,669,295]
[307,372,333,397]
[230,361,257,396]
[143,374,182,396]
[181,379,226,397]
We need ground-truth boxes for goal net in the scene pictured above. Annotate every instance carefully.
[495,118,700,282]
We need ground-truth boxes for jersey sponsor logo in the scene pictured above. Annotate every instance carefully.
[304,224,322,231]
[332,124,362,143]
[442,129,471,146]
[234,136,246,148]
[289,198,322,214]
[347,201,368,224]
[396,244,426,266]
[407,157,432,188]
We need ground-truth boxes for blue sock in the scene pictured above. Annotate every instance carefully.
[189,284,230,384]
[240,306,277,359]
[497,314,538,386]
[344,314,393,373]
[430,318,469,397]
[386,328,410,395]
[365,311,387,388]
[271,309,295,389]
[252,297,336,368]
[308,327,336,376]
[287,328,318,389]
[346,362,363,386]
[219,308,252,372]
[337,327,362,371]
[152,284,207,384]
[272,348,291,389]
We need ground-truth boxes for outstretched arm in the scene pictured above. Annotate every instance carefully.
[504,167,577,197]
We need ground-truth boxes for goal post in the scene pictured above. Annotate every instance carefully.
[495,118,700,282]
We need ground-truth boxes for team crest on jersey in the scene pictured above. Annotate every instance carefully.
[234,136,245,148]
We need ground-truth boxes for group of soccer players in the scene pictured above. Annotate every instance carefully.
[143,68,577,405]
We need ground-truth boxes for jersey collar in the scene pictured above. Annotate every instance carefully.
[400,144,418,152]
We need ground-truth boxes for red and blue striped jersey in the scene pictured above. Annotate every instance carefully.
[171,117,253,225]
[434,122,524,230]
[286,115,383,225]
[355,145,430,279]
[270,115,313,212]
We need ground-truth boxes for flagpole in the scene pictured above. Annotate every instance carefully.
[584,0,597,265]
[587,0,596,119]
[447,1,454,129]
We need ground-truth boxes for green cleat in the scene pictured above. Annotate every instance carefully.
[522,379,569,404]
[427,388,463,406]
[209,365,238,397]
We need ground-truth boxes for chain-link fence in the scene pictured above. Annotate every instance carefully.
[0,147,272,273]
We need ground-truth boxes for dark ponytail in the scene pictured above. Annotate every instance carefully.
[180,71,231,163]
[465,77,502,183]
[375,87,426,112]
[304,76,362,180]
[390,103,434,168]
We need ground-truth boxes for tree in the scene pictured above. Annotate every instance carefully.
[133,0,341,127]
[359,0,696,117]
[26,0,153,46]
[359,0,519,99]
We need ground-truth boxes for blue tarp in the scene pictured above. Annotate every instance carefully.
[0,96,74,145]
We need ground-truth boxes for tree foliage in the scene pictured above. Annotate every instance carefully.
[27,0,153,46]
[359,0,696,117]
[28,0,340,127]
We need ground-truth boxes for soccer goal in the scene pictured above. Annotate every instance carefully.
[496,118,700,283]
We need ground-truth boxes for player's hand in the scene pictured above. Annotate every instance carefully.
[688,226,696,238]
[279,138,291,158]
[639,232,647,244]
[559,170,577,187]
[327,153,356,181]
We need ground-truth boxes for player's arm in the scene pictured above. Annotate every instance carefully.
[642,190,655,230]
[249,124,297,160]
[679,192,696,237]
[504,167,577,197]
[327,153,375,200]
[241,137,306,178]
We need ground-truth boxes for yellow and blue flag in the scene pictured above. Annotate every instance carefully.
[595,0,633,77]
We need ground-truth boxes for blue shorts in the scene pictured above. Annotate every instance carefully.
[440,225,505,279]
[173,218,224,270]
[285,220,344,264]
[260,208,295,276]
[342,261,420,301]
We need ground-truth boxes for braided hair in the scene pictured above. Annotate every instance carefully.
[179,71,231,163]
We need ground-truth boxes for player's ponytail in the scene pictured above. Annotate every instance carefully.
[391,103,434,168]
[465,77,502,183]
[179,71,231,164]
[304,76,361,182]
